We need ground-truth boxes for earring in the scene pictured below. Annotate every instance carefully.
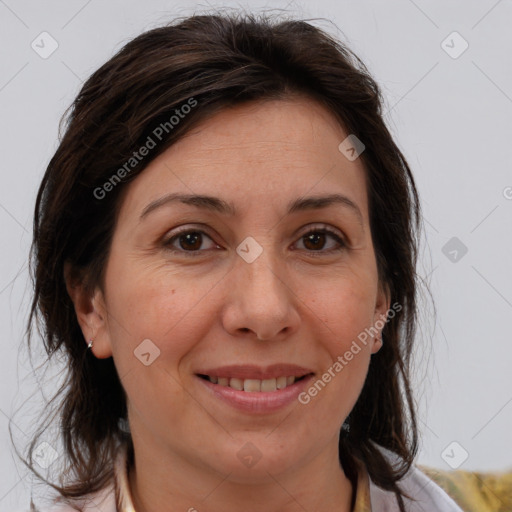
[341,417,351,437]
[87,339,94,350]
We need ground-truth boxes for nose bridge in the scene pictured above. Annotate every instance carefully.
[236,239,287,302]
[223,237,299,339]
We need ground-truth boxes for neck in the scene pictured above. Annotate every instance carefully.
[126,437,355,512]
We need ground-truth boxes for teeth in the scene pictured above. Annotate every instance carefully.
[276,376,287,389]
[243,379,260,392]
[230,378,244,391]
[206,375,300,392]
[261,378,276,392]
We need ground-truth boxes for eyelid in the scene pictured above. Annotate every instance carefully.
[294,224,347,254]
[297,223,345,240]
[162,224,219,255]
[162,222,347,255]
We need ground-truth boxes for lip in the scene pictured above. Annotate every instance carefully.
[196,373,315,414]
[194,364,314,380]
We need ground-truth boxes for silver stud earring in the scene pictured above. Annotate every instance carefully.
[87,339,94,350]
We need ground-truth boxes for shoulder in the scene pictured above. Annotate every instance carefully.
[29,441,131,512]
[367,446,464,511]
[369,464,464,511]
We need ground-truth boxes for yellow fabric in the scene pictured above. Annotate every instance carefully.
[352,464,372,511]
[419,466,512,512]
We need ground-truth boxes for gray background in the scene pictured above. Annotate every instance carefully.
[1,0,511,510]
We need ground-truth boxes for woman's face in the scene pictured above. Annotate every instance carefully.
[89,97,389,480]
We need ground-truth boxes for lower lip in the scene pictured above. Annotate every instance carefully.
[196,375,314,414]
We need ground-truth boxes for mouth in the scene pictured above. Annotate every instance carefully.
[193,364,315,413]
[196,373,312,392]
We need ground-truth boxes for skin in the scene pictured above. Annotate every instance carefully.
[67,95,390,512]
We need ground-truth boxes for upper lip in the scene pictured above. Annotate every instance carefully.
[195,364,314,380]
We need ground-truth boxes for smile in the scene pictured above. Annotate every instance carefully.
[194,364,315,413]
[197,374,309,392]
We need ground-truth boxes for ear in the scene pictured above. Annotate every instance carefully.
[371,281,391,354]
[64,261,113,359]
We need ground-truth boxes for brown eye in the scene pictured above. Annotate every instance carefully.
[296,228,346,254]
[303,232,327,250]
[177,232,203,251]
[164,229,218,255]
[163,225,345,257]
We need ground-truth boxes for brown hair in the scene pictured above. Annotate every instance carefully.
[21,10,421,511]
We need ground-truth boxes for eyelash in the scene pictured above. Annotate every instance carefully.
[162,225,346,257]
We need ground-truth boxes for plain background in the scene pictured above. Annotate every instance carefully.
[1,0,511,509]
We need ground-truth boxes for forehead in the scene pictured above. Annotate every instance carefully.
[117,96,369,223]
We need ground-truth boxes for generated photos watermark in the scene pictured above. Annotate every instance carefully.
[93,97,198,200]
[298,301,402,404]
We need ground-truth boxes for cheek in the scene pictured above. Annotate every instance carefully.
[296,271,377,417]
[305,268,378,347]
[104,261,210,429]
[300,291,374,427]
[103,256,222,366]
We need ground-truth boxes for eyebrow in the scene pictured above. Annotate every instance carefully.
[139,192,363,224]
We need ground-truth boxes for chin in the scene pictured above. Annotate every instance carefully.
[210,437,307,481]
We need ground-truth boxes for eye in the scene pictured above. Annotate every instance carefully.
[163,228,219,255]
[294,226,346,255]
[162,224,346,256]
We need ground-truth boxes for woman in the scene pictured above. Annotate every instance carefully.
[24,11,463,512]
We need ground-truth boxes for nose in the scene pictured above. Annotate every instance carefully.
[221,248,300,341]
